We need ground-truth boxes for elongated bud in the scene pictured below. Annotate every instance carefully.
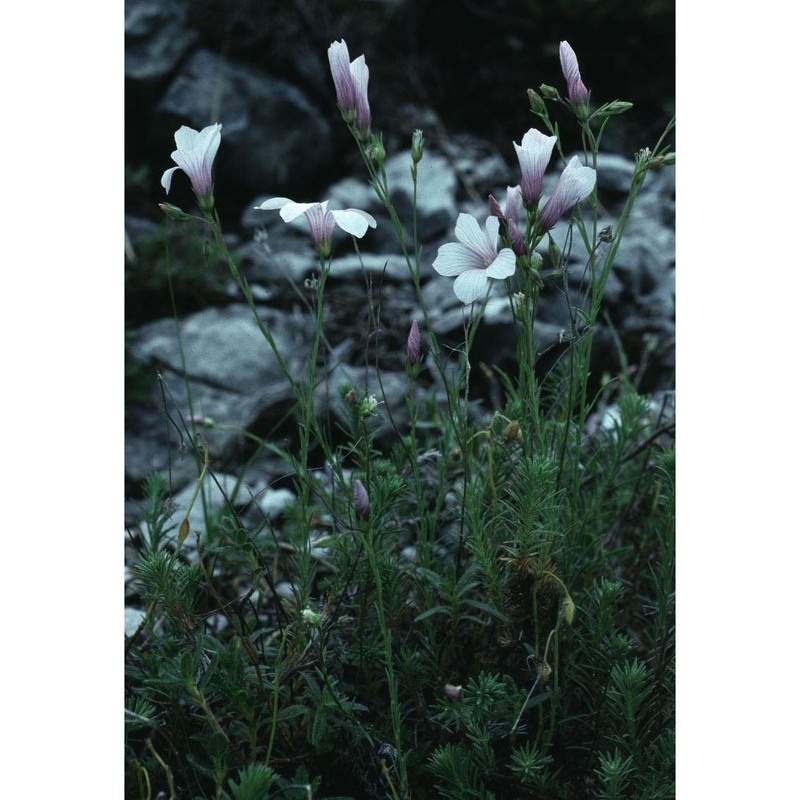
[487,194,504,220]
[367,133,385,163]
[507,218,526,257]
[648,152,676,171]
[539,83,561,101]
[353,479,370,521]
[503,420,522,442]
[527,88,546,115]
[561,593,575,625]
[594,100,633,118]
[177,518,190,546]
[159,202,192,221]
[407,319,421,365]
[559,41,590,106]
[411,129,425,163]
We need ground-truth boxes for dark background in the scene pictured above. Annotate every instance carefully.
[126,0,675,220]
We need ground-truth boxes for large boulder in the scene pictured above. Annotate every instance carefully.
[153,50,333,198]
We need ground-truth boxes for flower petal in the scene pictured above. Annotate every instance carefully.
[432,242,481,276]
[485,248,517,279]
[560,41,589,105]
[454,213,493,260]
[349,54,371,131]
[483,214,501,245]
[195,123,222,166]
[280,201,322,223]
[331,208,377,238]
[254,196,294,211]
[539,157,596,231]
[505,185,523,223]
[161,166,179,194]
[453,269,489,304]
[173,125,199,150]
[514,129,556,205]
[328,40,356,110]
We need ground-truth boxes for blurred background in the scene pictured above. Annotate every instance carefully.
[126,0,675,222]
[125,0,676,499]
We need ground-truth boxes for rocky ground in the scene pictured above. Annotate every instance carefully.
[125,0,675,532]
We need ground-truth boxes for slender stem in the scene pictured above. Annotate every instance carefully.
[265,625,291,767]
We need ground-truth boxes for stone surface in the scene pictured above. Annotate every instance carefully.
[128,141,675,503]
[125,0,197,83]
[154,50,333,196]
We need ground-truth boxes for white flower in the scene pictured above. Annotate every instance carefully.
[161,123,222,200]
[432,213,516,304]
[538,156,596,231]
[328,40,371,135]
[255,197,376,252]
[513,129,556,206]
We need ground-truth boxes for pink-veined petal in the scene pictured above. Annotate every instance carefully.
[196,123,222,166]
[453,269,489,304]
[505,185,523,224]
[349,54,371,131]
[483,215,501,246]
[432,242,482,276]
[328,40,356,110]
[280,201,324,223]
[514,129,556,205]
[485,248,517,279]
[171,149,206,193]
[454,213,495,262]
[331,208,377,238]
[539,157,596,230]
[560,41,589,105]
[161,166,179,193]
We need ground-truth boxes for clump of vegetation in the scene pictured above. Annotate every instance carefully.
[126,37,674,799]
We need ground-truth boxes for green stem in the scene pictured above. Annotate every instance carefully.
[265,625,291,767]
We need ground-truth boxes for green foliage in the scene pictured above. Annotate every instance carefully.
[224,764,279,800]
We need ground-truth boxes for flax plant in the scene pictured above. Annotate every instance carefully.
[126,35,674,800]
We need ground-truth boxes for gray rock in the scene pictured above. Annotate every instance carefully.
[593,152,636,195]
[154,50,332,195]
[313,362,410,438]
[384,150,459,243]
[169,472,279,538]
[126,304,312,489]
[125,0,197,83]
[327,177,378,218]
[130,304,308,395]
[125,607,147,637]
[324,159,459,253]
[327,253,415,282]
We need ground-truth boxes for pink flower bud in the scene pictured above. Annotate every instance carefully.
[559,41,589,106]
[353,479,370,521]
[328,40,371,137]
